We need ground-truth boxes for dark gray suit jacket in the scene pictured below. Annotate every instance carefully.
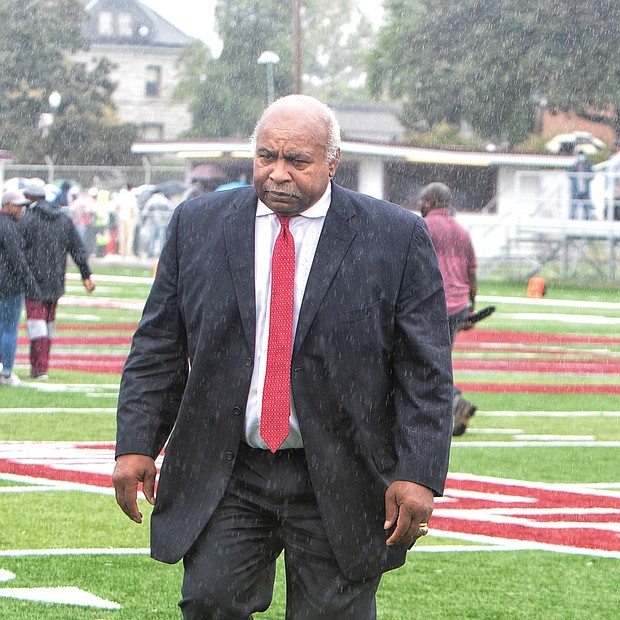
[116,183,453,580]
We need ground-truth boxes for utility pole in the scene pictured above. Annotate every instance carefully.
[294,0,302,93]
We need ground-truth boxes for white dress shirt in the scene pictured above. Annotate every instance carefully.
[244,185,331,449]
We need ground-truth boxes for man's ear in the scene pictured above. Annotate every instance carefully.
[328,148,341,178]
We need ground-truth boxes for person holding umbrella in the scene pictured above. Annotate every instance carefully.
[568,150,594,220]
[605,141,620,221]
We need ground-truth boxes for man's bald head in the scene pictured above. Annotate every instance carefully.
[252,95,341,164]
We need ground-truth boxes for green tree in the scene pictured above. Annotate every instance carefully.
[301,0,376,101]
[175,0,295,139]
[0,0,137,164]
[368,0,620,144]
[175,0,378,138]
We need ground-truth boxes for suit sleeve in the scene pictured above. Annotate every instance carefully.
[392,217,453,495]
[115,206,189,459]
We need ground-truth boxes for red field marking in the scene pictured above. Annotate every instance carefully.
[54,324,138,332]
[458,382,620,394]
[456,346,619,358]
[18,324,138,332]
[1,443,618,554]
[456,329,620,346]
[453,358,620,374]
[17,336,132,346]
[14,354,126,374]
[433,475,620,553]
[12,325,620,383]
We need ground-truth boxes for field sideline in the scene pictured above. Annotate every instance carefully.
[0,272,618,618]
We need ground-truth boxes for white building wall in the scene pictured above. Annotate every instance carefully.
[356,156,384,199]
[495,167,566,219]
[74,45,192,140]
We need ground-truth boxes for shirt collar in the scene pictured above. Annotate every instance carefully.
[256,183,331,219]
[426,208,452,217]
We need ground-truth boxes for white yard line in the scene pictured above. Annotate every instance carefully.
[0,408,115,414]
[7,383,119,393]
[478,411,620,417]
[2,543,618,559]
[465,428,525,434]
[413,531,620,559]
[0,548,149,557]
[58,296,144,311]
[452,441,620,447]
[0,473,116,496]
[497,312,620,325]
[66,272,153,285]
[478,295,620,311]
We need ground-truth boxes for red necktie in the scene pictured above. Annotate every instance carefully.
[261,216,295,452]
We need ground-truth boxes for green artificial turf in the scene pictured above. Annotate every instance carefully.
[0,274,617,618]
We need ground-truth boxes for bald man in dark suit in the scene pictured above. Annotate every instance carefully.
[113,95,453,619]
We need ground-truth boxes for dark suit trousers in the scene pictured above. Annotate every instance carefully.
[179,442,381,619]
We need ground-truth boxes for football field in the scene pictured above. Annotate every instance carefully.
[0,271,618,618]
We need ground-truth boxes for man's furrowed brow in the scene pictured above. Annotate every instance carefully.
[283,151,311,162]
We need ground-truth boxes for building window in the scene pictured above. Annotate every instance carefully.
[145,65,161,97]
[141,123,164,141]
[118,13,133,37]
[98,11,113,36]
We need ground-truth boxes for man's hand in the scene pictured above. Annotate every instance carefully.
[83,278,96,294]
[384,480,434,547]
[112,454,157,523]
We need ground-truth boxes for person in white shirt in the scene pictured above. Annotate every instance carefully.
[115,184,139,257]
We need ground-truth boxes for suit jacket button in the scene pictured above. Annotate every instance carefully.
[245,357,253,367]
[225,451,234,461]
[233,406,242,415]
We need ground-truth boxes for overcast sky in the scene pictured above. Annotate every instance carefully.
[139,0,384,57]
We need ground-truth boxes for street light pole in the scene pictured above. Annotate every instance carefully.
[257,51,280,104]
[294,0,302,93]
[530,88,548,135]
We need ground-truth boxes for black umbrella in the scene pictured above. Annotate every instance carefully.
[156,180,190,198]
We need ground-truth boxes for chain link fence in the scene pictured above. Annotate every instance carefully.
[0,161,188,192]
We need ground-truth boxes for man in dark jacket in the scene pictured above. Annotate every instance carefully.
[1,190,42,386]
[20,186,95,379]
[113,95,453,619]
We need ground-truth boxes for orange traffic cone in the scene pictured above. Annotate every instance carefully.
[527,276,546,298]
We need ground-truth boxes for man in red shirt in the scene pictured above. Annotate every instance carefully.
[420,182,478,436]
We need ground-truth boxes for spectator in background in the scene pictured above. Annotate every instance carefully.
[420,182,478,436]
[0,190,42,386]
[50,180,72,210]
[93,190,112,258]
[568,151,594,220]
[605,141,620,221]
[70,188,97,255]
[19,186,95,380]
[115,184,139,258]
[139,190,174,258]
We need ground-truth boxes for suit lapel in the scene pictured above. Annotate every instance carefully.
[224,191,257,351]
[294,186,357,353]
